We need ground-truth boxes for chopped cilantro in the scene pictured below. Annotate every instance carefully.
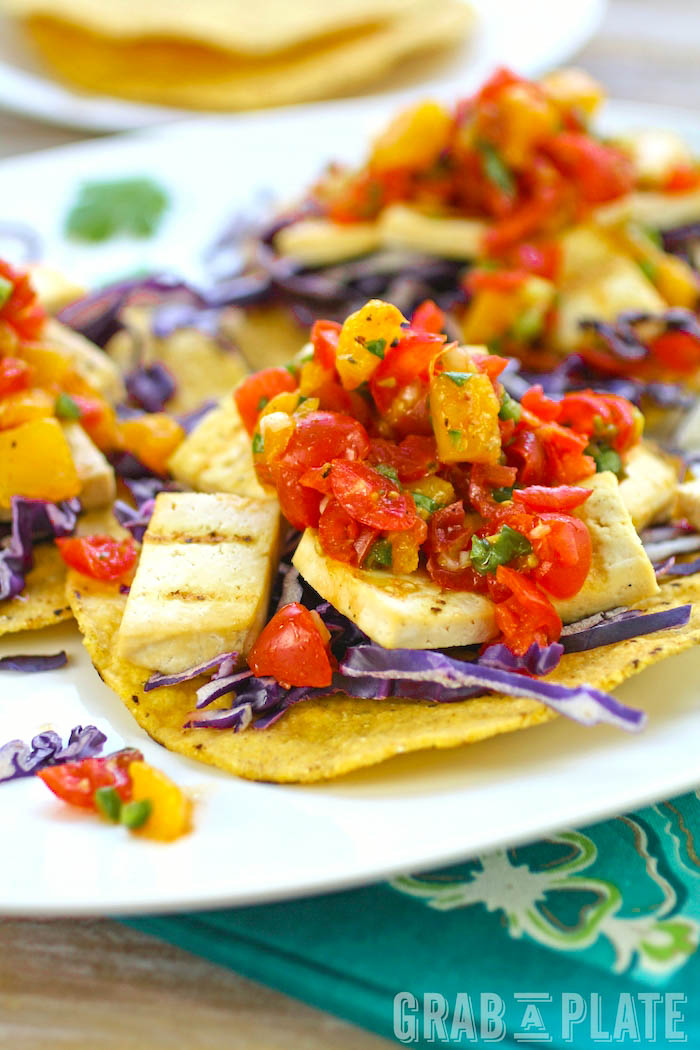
[0,276,13,308]
[284,362,299,378]
[448,429,462,447]
[55,392,81,420]
[471,525,532,575]
[492,486,514,503]
[638,258,657,282]
[586,442,622,476]
[413,492,440,515]
[257,395,269,411]
[365,539,393,570]
[365,338,386,359]
[443,371,475,386]
[66,177,169,243]
[375,463,400,485]
[499,391,521,422]
[478,142,515,195]
[252,432,265,454]
[511,307,544,343]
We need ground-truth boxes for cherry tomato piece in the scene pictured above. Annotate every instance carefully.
[411,299,445,334]
[0,261,46,342]
[311,319,342,370]
[513,485,592,512]
[0,356,33,396]
[330,460,417,531]
[650,330,700,375]
[38,747,143,809]
[56,534,138,581]
[248,602,333,688]
[234,368,298,436]
[529,512,592,599]
[494,565,562,654]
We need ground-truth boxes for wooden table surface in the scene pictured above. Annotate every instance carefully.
[2,2,699,1047]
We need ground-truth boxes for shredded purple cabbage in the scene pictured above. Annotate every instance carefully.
[339,646,646,730]
[562,605,691,653]
[655,555,700,578]
[479,641,564,676]
[643,533,700,563]
[0,652,67,672]
[144,650,239,692]
[0,496,80,601]
[113,475,180,542]
[0,724,106,784]
[178,400,217,434]
[125,362,176,412]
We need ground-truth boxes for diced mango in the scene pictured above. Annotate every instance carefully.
[336,299,405,390]
[129,761,191,842]
[0,388,54,429]
[18,344,72,387]
[497,84,559,168]
[0,418,80,507]
[119,414,185,476]
[371,101,452,174]
[429,368,501,464]
[540,68,604,119]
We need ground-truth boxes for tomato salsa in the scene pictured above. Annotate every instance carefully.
[237,298,644,659]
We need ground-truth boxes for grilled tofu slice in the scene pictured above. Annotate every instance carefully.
[595,189,700,230]
[293,529,497,649]
[294,472,658,648]
[116,492,280,673]
[44,318,124,402]
[675,479,700,530]
[62,423,116,510]
[379,204,486,260]
[168,397,275,500]
[555,471,659,623]
[619,443,678,531]
[275,218,380,265]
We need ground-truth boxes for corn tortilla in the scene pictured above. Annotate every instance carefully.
[66,571,700,783]
[0,545,72,636]
[20,1,472,111]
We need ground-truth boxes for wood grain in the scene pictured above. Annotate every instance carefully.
[1,2,699,1046]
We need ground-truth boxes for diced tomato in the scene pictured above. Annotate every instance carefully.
[318,498,376,564]
[465,268,529,293]
[504,428,546,485]
[248,602,333,688]
[330,460,417,531]
[485,181,562,253]
[0,261,46,342]
[529,511,592,599]
[557,390,642,453]
[0,356,32,396]
[56,534,138,581]
[520,384,561,422]
[272,411,370,529]
[493,564,562,654]
[538,422,596,485]
[663,166,700,194]
[425,501,486,592]
[411,299,445,335]
[370,330,445,413]
[650,330,700,375]
[476,354,510,381]
[311,319,342,370]
[476,66,524,104]
[368,435,438,483]
[506,241,561,280]
[513,484,592,512]
[234,368,298,435]
[544,133,634,203]
[38,748,143,809]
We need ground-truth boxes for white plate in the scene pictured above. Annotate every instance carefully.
[1,97,699,918]
[0,0,604,132]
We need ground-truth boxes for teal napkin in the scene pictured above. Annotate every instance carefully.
[127,789,700,1048]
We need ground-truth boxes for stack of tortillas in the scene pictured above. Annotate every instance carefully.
[2,0,475,110]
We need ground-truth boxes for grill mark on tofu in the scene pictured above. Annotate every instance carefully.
[147,530,256,545]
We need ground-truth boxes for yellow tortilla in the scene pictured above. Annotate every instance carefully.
[66,571,700,783]
[0,545,72,636]
[4,0,431,53]
[20,1,473,111]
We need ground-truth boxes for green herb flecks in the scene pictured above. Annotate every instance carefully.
[257,395,269,412]
[471,524,532,575]
[55,392,82,420]
[66,177,169,243]
[443,371,475,387]
[375,463,400,486]
[365,539,393,570]
[0,276,13,308]
[94,786,122,823]
[412,492,440,516]
[120,799,152,830]
[638,259,657,282]
[478,142,515,196]
[448,429,462,447]
[586,442,622,476]
[252,432,265,454]
[511,307,544,343]
[365,338,387,359]
[498,390,522,422]
[492,485,514,503]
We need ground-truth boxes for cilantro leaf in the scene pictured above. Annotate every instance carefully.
[66,177,169,243]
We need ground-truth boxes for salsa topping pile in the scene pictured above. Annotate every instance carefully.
[238,298,644,658]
